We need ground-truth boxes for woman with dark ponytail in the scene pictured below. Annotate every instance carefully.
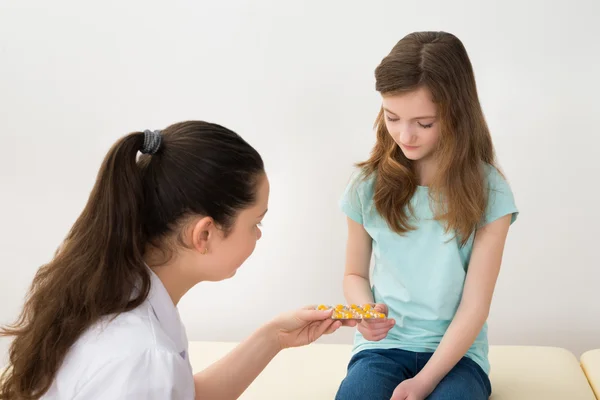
[0,121,343,399]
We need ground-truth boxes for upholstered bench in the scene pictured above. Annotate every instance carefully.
[188,341,598,399]
[582,349,600,399]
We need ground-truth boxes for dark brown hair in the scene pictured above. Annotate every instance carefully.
[0,121,264,399]
[359,31,495,244]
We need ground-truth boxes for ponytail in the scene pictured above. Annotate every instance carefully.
[1,121,265,399]
[0,132,151,399]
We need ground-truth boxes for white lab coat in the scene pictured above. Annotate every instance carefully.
[42,269,196,399]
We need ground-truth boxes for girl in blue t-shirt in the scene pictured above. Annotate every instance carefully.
[335,31,518,400]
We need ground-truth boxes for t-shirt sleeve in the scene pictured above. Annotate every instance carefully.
[339,171,365,224]
[482,165,519,227]
[74,348,195,400]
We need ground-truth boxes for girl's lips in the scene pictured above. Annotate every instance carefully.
[402,144,419,150]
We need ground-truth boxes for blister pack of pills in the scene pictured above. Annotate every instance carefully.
[316,304,386,320]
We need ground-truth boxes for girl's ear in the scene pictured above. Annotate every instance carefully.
[190,216,214,254]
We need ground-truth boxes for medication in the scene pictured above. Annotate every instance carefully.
[316,304,386,320]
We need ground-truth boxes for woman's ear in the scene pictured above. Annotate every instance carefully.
[190,216,214,254]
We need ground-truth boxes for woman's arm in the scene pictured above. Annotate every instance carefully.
[343,217,375,305]
[411,214,513,395]
[192,323,279,400]
[192,307,339,400]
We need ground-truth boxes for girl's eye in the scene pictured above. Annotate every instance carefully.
[418,122,434,129]
[386,116,399,122]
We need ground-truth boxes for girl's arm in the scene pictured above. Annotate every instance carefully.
[343,217,395,340]
[413,214,513,394]
[342,217,375,305]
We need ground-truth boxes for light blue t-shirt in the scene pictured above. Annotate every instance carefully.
[339,164,518,374]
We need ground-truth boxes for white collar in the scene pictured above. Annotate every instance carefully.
[146,268,188,355]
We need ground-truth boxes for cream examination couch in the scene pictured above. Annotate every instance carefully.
[189,341,600,399]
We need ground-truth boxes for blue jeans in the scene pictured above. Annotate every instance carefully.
[335,349,491,400]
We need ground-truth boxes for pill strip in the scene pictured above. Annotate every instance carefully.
[316,304,386,320]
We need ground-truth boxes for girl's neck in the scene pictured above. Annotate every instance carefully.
[414,157,438,187]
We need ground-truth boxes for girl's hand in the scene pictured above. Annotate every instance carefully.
[390,377,433,400]
[357,303,395,341]
[268,306,342,350]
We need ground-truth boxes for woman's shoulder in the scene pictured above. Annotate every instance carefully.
[61,304,178,371]
[79,303,179,355]
[47,305,189,398]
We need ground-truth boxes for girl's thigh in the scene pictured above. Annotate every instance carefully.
[335,349,416,400]
[427,357,491,400]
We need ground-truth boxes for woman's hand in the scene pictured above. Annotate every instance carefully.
[268,306,343,350]
[357,303,395,341]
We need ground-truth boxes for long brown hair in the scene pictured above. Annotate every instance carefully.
[0,121,264,399]
[359,31,495,244]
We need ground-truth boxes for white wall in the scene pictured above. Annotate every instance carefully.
[1,0,599,366]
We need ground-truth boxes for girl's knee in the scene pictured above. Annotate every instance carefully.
[427,358,491,400]
[335,350,413,400]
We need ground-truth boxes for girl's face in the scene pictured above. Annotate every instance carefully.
[382,86,441,162]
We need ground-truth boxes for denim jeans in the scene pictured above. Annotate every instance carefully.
[335,348,491,400]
